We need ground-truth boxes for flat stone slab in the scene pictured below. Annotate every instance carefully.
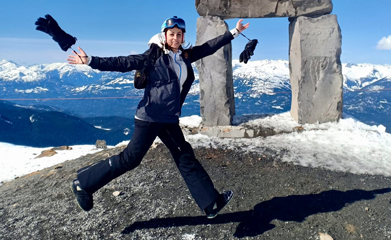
[198,125,278,138]
[179,114,315,138]
[181,124,333,138]
[181,124,293,138]
[195,0,333,19]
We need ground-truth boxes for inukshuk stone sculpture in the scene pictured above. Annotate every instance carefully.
[195,0,342,126]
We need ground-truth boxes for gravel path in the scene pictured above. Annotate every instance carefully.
[1,144,390,239]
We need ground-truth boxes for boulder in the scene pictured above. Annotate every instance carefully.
[195,0,333,19]
[195,16,235,126]
[95,140,107,149]
[35,149,57,158]
[289,14,343,124]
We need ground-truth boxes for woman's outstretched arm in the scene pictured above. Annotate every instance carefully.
[67,46,152,72]
[188,19,250,62]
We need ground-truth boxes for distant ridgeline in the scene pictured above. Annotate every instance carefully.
[0,60,390,146]
[0,100,135,147]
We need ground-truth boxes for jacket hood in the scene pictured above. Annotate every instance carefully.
[148,33,165,48]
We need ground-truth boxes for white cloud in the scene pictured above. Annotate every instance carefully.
[376,35,391,50]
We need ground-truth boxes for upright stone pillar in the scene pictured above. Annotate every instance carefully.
[289,14,343,124]
[195,16,235,126]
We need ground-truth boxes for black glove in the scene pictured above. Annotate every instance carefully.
[239,39,258,64]
[35,14,77,51]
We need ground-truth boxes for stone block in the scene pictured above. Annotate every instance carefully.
[289,14,343,124]
[244,129,255,137]
[195,0,333,19]
[200,127,221,137]
[195,16,235,126]
[218,127,245,138]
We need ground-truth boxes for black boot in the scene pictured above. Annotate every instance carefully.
[71,179,93,211]
[204,190,233,219]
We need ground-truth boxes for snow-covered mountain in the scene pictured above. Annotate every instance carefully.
[3,59,391,96]
[342,63,391,91]
[0,59,140,97]
[1,59,391,137]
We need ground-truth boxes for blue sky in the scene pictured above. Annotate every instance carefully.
[0,0,390,66]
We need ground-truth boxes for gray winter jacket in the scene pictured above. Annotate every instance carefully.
[89,31,234,123]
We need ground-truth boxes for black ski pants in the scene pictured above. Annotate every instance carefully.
[77,119,219,210]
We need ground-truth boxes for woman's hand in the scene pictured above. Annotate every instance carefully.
[67,47,89,65]
[236,19,250,33]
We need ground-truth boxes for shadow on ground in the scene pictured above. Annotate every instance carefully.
[122,188,391,238]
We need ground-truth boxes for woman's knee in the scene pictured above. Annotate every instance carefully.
[116,152,143,171]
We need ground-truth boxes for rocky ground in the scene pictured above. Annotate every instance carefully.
[0,143,391,240]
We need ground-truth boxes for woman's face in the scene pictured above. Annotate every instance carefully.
[166,27,183,52]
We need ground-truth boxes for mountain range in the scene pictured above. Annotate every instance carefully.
[1,59,390,147]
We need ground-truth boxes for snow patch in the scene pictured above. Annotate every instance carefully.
[94,126,111,131]
[182,234,196,240]
[29,115,35,123]
[14,87,48,94]
[124,128,130,136]
[180,115,202,128]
